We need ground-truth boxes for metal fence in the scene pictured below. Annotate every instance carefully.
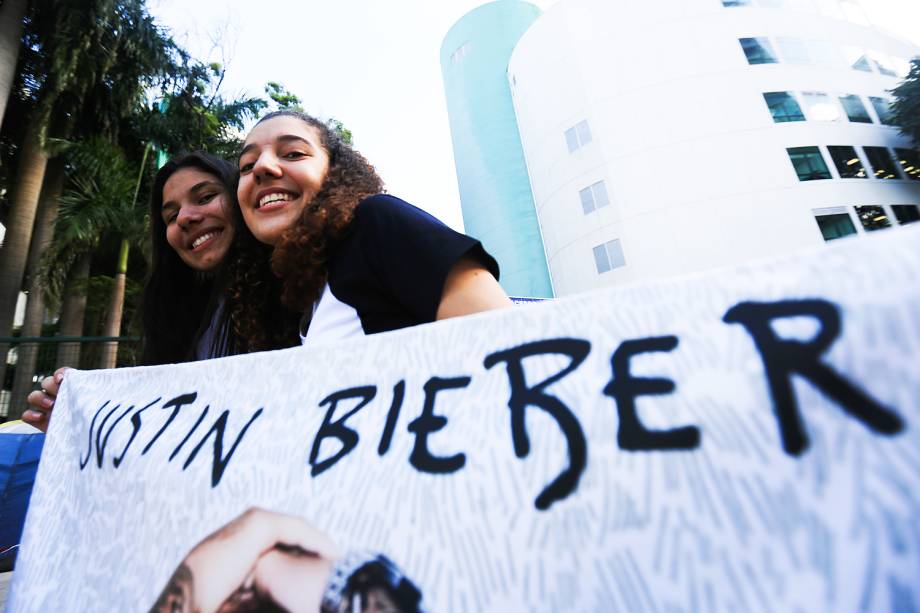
[0,336,141,422]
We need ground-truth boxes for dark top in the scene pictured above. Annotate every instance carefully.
[302,194,499,340]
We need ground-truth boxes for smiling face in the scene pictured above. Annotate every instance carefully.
[237,116,332,246]
[161,167,235,272]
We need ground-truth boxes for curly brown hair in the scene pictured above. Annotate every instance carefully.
[226,111,384,350]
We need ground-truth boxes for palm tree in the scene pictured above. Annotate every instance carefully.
[40,136,142,368]
[53,254,91,368]
[140,61,266,160]
[0,0,177,387]
[95,143,150,368]
[0,0,27,127]
[7,158,65,415]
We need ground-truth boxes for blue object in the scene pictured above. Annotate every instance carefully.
[0,422,45,570]
[441,1,554,298]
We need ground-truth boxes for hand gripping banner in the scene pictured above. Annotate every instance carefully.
[9,227,920,612]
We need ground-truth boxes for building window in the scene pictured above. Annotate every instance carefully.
[801,92,842,121]
[814,212,857,241]
[593,239,626,274]
[894,148,920,181]
[787,147,832,181]
[740,38,777,64]
[579,180,610,214]
[565,120,592,153]
[843,46,873,72]
[450,42,471,64]
[763,92,805,122]
[868,97,897,126]
[863,146,901,179]
[838,95,872,123]
[855,205,891,231]
[892,205,920,225]
[869,52,898,77]
[827,146,867,178]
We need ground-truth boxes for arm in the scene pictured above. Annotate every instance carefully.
[436,256,512,320]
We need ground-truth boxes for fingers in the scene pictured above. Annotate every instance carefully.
[230,508,339,558]
[251,549,333,613]
[27,388,55,410]
[42,369,67,396]
[204,508,339,560]
[21,409,50,433]
[25,389,54,434]
[23,368,71,434]
[181,509,340,613]
[266,511,339,560]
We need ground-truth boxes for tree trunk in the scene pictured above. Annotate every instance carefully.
[0,0,26,129]
[0,116,50,391]
[55,253,91,369]
[9,159,65,416]
[98,238,128,369]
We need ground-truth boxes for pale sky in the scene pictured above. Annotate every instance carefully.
[148,0,920,231]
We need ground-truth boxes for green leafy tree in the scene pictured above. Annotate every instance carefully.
[39,136,146,370]
[891,57,920,147]
[261,81,353,144]
[7,159,66,414]
[0,0,27,128]
[328,118,353,146]
[142,61,267,160]
[264,81,302,110]
[0,0,178,390]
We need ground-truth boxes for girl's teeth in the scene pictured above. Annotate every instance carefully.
[192,232,216,248]
[259,193,292,207]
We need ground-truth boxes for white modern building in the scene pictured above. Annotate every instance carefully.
[496,0,920,295]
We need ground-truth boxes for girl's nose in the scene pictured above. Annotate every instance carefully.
[176,205,202,228]
[253,153,282,182]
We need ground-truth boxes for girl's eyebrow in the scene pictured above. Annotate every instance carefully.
[237,142,255,160]
[187,180,221,194]
[276,134,316,150]
[161,181,220,211]
[237,134,317,160]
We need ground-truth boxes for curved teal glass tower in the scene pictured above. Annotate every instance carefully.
[441,1,553,298]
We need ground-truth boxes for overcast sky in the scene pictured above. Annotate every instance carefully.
[148,0,920,231]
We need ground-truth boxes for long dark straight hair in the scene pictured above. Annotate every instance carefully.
[140,151,239,365]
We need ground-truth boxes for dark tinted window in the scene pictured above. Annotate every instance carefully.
[838,95,872,123]
[892,205,920,225]
[863,147,901,179]
[740,38,777,64]
[827,146,867,178]
[764,92,805,122]
[815,214,857,241]
[894,148,920,181]
[855,205,891,231]
[787,147,831,181]
[869,97,897,126]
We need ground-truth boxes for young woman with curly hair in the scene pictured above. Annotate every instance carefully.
[230,110,511,348]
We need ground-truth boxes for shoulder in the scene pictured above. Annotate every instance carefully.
[352,194,446,229]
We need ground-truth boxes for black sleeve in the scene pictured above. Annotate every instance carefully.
[353,194,499,323]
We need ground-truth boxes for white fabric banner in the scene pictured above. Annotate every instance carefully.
[9,228,920,612]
